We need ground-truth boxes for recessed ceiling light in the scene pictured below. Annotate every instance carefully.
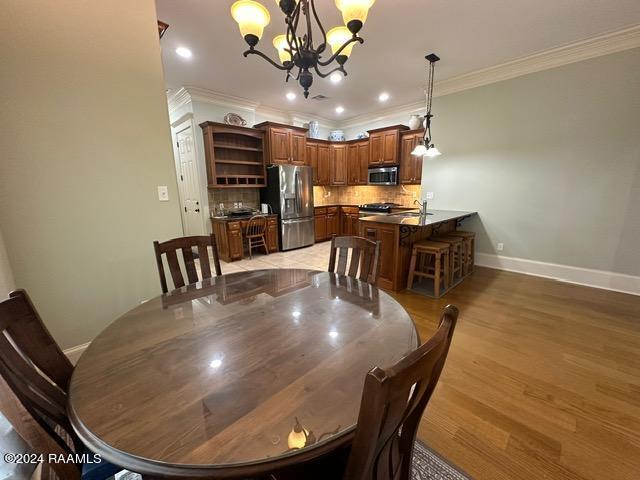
[335,106,345,114]
[286,92,297,101]
[378,92,390,102]
[175,47,192,59]
[330,72,343,84]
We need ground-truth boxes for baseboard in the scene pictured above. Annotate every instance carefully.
[475,253,640,296]
[63,342,90,365]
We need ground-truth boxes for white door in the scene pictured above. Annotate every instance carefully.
[176,125,204,236]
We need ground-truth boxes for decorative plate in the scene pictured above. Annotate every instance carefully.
[224,113,247,127]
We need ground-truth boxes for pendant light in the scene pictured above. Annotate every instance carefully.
[412,54,441,157]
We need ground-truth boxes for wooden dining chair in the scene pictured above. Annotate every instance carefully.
[328,236,381,284]
[245,215,269,259]
[0,289,122,480]
[274,305,459,480]
[153,234,222,294]
[343,304,459,480]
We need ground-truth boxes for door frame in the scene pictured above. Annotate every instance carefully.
[170,115,207,235]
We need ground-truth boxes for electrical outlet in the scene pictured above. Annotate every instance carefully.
[426,192,434,200]
[157,186,169,202]
[238,201,243,208]
[234,202,239,208]
[497,243,504,252]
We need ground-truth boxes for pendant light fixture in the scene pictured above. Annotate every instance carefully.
[412,53,441,157]
[230,0,375,98]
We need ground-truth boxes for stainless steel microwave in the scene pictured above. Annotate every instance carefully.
[368,166,398,185]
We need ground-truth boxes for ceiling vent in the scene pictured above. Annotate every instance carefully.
[311,94,328,100]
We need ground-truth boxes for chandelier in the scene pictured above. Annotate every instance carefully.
[412,53,442,157]
[230,0,375,98]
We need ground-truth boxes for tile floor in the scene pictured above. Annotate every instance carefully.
[216,241,332,274]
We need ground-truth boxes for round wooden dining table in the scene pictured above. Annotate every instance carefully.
[68,269,419,478]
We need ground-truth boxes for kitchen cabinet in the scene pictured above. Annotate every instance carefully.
[360,223,398,290]
[255,122,308,166]
[266,216,279,252]
[400,129,424,184]
[306,142,319,184]
[314,207,327,241]
[340,206,360,235]
[347,141,369,185]
[326,207,339,236]
[367,125,409,166]
[308,140,330,185]
[330,144,347,185]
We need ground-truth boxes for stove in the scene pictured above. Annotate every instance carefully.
[359,203,401,215]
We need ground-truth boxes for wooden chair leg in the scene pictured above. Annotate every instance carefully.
[407,247,418,289]
[262,235,269,255]
[434,253,441,298]
[443,250,450,290]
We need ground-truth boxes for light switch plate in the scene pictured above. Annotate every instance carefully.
[426,192,434,200]
[157,186,169,202]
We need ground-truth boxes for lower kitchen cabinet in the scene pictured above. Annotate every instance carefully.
[314,207,327,241]
[326,207,339,237]
[340,206,360,235]
[360,223,398,290]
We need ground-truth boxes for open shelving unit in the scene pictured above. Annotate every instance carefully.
[200,121,266,188]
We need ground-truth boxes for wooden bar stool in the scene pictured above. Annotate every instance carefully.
[446,231,476,275]
[407,240,451,298]
[432,235,464,285]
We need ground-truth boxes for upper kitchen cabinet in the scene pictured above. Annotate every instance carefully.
[368,125,409,166]
[330,143,347,185]
[307,139,331,185]
[255,122,308,166]
[200,122,266,188]
[347,140,369,185]
[400,129,424,184]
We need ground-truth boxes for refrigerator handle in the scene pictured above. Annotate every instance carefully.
[295,171,302,212]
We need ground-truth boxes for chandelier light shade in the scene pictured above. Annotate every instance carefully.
[230,0,374,97]
[273,34,292,63]
[335,0,376,31]
[231,0,271,43]
[327,27,355,58]
[412,53,442,157]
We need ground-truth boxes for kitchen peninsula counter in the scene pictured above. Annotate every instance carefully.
[359,209,478,291]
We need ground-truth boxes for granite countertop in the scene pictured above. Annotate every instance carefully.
[359,209,477,226]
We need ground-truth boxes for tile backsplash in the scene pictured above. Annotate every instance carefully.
[208,188,260,214]
[313,185,421,207]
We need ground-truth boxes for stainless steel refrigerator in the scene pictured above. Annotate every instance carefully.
[261,165,315,251]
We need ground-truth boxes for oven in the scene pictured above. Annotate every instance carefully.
[368,166,398,185]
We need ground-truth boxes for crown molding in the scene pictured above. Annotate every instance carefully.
[339,23,640,130]
[167,86,337,129]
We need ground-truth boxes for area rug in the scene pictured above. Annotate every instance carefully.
[412,440,472,480]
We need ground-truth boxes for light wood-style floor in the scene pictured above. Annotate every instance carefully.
[2,241,639,480]
[393,266,640,480]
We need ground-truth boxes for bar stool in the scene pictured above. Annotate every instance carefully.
[432,235,464,285]
[407,240,451,298]
[446,231,476,275]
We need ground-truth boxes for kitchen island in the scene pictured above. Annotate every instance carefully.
[359,209,477,291]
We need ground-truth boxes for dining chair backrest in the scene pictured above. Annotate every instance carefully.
[343,305,459,480]
[246,215,267,238]
[153,234,222,294]
[0,290,82,456]
[328,236,381,284]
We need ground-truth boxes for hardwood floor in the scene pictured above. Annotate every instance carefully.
[392,267,640,480]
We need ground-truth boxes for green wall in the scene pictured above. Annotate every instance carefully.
[0,0,184,348]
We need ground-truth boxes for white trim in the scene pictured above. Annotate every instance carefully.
[339,24,640,129]
[475,253,640,296]
[63,342,90,364]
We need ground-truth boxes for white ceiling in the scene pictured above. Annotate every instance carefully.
[156,0,640,121]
